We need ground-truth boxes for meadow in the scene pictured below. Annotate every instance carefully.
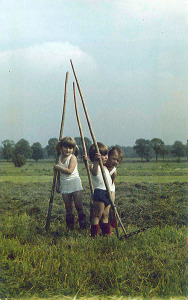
[0,159,187,300]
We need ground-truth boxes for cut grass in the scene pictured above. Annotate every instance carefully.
[0,161,187,184]
[0,161,187,299]
[0,175,188,184]
[0,222,187,299]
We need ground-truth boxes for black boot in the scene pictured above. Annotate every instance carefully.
[78,213,87,229]
[66,214,74,230]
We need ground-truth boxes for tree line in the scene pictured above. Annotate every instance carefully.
[0,137,188,167]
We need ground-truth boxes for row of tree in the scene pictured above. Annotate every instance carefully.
[0,137,188,167]
[133,138,187,162]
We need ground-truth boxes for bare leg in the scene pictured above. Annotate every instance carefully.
[100,204,111,236]
[91,201,105,225]
[72,191,87,229]
[101,204,111,224]
[62,193,74,229]
[62,193,74,214]
[72,190,84,215]
[109,192,116,228]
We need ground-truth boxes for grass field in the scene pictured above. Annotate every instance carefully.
[0,160,187,300]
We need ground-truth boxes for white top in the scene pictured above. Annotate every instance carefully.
[58,154,83,194]
[109,167,116,192]
[91,165,113,191]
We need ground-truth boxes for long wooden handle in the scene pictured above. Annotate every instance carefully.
[73,82,94,197]
[46,72,69,231]
[70,60,127,237]
[59,72,69,141]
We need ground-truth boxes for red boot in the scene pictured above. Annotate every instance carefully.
[110,218,116,229]
[101,222,111,236]
[90,224,99,237]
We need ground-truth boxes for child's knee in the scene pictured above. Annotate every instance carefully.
[93,210,103,220]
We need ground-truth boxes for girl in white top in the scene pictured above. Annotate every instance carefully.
[89,142,113,237]
[54,137,87,230]
[105,146,124,229]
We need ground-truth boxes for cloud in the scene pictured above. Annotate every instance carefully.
[113,0,188,40]
[154,93,188,145]
[0,41,95,73]
[0,42,96,145]
[92,107,155,146]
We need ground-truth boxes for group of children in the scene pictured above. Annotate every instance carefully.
[54,136,123,237]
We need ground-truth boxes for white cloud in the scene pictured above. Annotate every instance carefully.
[92,107,155,146]
[116,0,188,19]
[0,41,95,73]
[113,0,188,40]
[154,93,188,144]
[0,0,187,147]
[0,42,96,145]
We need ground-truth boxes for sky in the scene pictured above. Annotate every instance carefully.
[0,0,188,147]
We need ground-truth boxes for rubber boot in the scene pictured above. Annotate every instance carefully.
[110,218,116,229]
[66,214,74,230]
[78,213,87,229]
[90,224,99,238]
[101,222,111,236]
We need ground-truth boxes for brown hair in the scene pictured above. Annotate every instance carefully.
[89,142,108,162]
[108,146,123,162]
[56,137,79,157]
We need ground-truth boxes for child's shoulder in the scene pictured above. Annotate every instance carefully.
[70,153,77,159]
[70,154,78,164]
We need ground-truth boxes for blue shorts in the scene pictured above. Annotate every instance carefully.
[93,189,111,207]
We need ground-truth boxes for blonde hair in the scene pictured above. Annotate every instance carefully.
[108,146,123,162]
[56,137,79,157]
[89,142,108,162]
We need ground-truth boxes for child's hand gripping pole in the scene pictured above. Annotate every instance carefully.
[45,72,69,231]
[70,60,127,238]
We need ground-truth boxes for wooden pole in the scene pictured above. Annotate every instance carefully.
[73,82,94,197]
[45,72,69,231]
[70,60,127,238]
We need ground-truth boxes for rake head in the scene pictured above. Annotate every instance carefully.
[119,225,151,240]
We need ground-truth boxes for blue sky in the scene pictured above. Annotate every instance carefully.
[0,0,188,147]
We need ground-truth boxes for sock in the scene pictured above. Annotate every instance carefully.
[101,222,111,236]
[90,224,99,237]
[110,218,116,229]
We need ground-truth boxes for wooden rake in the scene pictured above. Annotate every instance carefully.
[73,82,96,222]
[71,60,152,240]
[45,72,69,231]
[73,82,94,198]
[70,60,129,239]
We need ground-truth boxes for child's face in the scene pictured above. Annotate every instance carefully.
[101,153,108,164]
[61,145,74,156]
[108,151,120,167]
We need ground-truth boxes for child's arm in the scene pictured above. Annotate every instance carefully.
[90,153,101,176]
[111,169,117,184]
[54,155,77,174]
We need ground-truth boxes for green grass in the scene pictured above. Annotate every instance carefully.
[0,221,187,299]
[0,160,187,184]
[0,160,187,299]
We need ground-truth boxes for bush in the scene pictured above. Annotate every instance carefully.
[12,154,26,167]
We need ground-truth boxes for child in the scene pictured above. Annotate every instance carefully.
[89,142,113,237]
[105,146,123,229]
[54,137,87,230]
